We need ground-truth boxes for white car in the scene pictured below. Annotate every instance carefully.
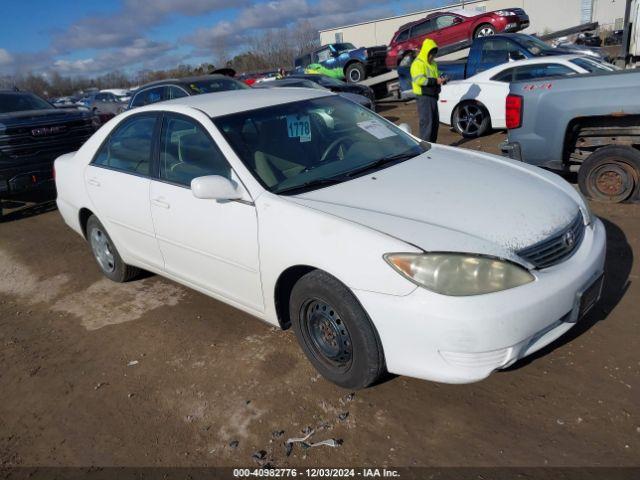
[55,89,606,388]
[440,55,618,138]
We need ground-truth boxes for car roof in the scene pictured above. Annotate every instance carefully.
[149,88,333,117]
[135,74,234,90]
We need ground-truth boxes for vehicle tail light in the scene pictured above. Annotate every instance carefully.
[506,94,523,129]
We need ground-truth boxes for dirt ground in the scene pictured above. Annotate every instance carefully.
[0,102,638,469]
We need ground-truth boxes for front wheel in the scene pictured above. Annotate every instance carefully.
[345,63,366,83]
[578,146,640,203]
[290,270,386,389]
[474,24,496,38]
[452,103,491,138]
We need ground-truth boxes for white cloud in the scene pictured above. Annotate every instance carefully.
[0,49,13,66]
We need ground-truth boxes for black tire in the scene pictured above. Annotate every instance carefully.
[289,270,386,389]
[345,62,366,83]
[452,102,491,138]
[86,215,141,282]
[474,24,496,38]
[578,146,640,204]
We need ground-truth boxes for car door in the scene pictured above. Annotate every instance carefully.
[84,113,165,269]
[149,112,263,311]
[431,14,467,46]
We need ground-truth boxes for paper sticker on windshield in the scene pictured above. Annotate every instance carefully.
[287,115,311,142]
[357,120,397,139]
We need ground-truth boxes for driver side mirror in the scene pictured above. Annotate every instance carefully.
[191,175,243,201]
[452,17,463,24]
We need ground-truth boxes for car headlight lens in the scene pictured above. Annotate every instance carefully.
[384,253,534,296]
[496,10,517,16]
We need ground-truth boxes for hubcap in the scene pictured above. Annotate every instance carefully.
[591,161,635,202]
[302,299,353,368]
[349,70,361,82]
[90,227,116,273]
[477,27,495,37]
[456,104,484,136]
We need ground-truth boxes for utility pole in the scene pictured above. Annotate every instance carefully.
[621,0,633,64]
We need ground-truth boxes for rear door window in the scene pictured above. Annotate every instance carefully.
[513,64,575,81]
[92,115,157,176]
[410,20,434,39]
[131,87,166,107]
[491,68,515,82]
[395,29,410,43]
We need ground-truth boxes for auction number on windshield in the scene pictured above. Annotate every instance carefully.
[286,115,311,142]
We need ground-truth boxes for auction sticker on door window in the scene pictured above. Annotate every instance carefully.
[286,115,311,142]
[357,120,397,139]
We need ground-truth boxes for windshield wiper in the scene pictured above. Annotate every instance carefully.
[275,177,346,195]
[344,152,418,178]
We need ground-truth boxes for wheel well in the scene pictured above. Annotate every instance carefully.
[274,265,316,330]
[473,23,494,36]
[451,99,489,125]
[343,60,363,75]
[563,114,640,167]
[79,207,94,239]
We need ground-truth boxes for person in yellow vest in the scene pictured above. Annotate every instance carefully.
[410,38,448,142]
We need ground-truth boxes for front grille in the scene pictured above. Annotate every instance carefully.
[517,213,585,269]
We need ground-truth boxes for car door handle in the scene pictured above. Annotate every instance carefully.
[87,178,100,187]
[151,197,170,209]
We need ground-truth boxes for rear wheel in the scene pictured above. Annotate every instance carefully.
[453,102,491,138]
[290,270,386,389]
[86,215,141,282]
[474,24,496,38]
[578,146,640,203]
[345,62,366,83]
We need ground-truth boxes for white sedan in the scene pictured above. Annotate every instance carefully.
[55,88,606,388]
[440,55,618,138]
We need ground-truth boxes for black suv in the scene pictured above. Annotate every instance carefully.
[0,90,96,217]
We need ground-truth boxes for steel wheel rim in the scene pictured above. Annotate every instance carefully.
[90,227,116,273]
[301,299,353,370]
[590,161,635,202]
[348,69,362,83]
[477,27,495,37]
[456,104,484,135]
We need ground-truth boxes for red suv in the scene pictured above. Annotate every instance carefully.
[385,8,530,69]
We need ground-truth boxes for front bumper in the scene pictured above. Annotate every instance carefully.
[353,218,606,384]
[500,141,566,170]
[0,161,55,198]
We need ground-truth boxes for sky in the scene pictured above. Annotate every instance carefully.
[0,0,449,78]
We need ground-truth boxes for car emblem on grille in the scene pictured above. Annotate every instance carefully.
[563,230,576,248]
[31,125,67,137]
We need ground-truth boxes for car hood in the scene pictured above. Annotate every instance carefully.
[288,146,583,263]
[0,108,92,128]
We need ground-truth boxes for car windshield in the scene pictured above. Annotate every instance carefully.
[0,92,54,113]
[214,96,429,195]
[519,36,555,55]
[186,78,249,94]
[570,57,619,72]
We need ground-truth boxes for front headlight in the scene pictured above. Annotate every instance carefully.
[384,253,534,296]
[496,10,517,16]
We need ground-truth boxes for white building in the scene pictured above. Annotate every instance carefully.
[319,0,626,48]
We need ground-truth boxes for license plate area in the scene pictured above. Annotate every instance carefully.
[568,273,604,323]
